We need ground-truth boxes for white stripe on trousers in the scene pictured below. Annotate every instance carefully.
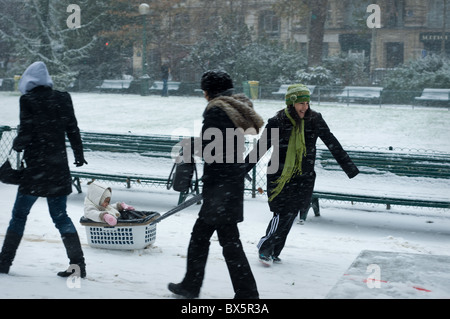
[257,214,280,250]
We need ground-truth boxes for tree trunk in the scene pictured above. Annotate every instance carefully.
[38,0,52,62]
[307,0,328,67]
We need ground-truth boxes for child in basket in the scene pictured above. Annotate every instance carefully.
[84,182,135,226]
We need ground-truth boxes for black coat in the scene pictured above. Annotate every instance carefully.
[197,94,264,225]
[13,86,84,197]
[247,107,359,214]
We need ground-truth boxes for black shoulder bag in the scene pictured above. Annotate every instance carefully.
[0,149,25,185]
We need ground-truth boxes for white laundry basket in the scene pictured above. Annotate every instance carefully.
[80,211,160,250]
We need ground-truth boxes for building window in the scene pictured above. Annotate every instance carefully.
[385,42,404,68]
[258,10,280,37]
[385,0,405,27]
[427,0,450,28]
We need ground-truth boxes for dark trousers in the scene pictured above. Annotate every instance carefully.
[257,212,297,258]
[181,218,259,299]
[1,191,83,274]
[162,79,168,97]
[8,192,77,236]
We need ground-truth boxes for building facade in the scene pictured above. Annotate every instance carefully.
[133,0,449,79]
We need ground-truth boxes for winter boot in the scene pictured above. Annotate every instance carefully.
[168,282,199,299]
[57,232,86,278]
[0,231,22,274]
[272,256,282,264]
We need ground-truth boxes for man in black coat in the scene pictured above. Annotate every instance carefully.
[0,62,88,277]
[168,70,264,299]
[246,84,359,266]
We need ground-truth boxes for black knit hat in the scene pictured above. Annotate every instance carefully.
[201,70,234,98]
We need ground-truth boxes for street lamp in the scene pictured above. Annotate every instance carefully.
[139,3,150,96]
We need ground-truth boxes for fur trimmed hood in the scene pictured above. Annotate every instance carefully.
[205,94,264,135]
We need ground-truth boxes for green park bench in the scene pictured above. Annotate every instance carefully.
[307,147,450,214]
[317,148,450,179]
[2,126,449,212]
[69,131,199,204]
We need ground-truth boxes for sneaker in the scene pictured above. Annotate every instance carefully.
[258,253,272,267]
[272,256,282,264]
[168,282,199,299]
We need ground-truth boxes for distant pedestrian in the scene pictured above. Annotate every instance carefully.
[161,63,170,97]
[246,84,359,266]
[0,61,88,278]
[168,70,264,299]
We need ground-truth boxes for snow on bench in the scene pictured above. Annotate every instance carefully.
[415,88,450,104]
[96,80,133,91]
[337,86,383,102]
[150,81,181,91]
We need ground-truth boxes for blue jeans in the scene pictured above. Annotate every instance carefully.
[162,79,168,97]
[8,192,77,236]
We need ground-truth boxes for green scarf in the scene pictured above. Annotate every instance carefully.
[269,108,307,202]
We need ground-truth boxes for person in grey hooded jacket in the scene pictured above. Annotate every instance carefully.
[0,62,88,278]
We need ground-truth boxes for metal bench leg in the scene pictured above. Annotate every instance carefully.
[178,192,188,205]
[311,197,320,216]
[72,177,82,194]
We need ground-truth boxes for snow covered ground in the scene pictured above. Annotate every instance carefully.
[0,92,449,301]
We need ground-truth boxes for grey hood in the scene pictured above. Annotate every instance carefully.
[18,61,53,94]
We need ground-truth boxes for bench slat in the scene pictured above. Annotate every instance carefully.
[312,191,450,210]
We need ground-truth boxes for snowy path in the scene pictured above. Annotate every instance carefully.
[0,182,449,299]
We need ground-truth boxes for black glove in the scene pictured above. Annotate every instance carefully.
[74,156,88,167]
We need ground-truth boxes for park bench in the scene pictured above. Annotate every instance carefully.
[317,148,450,179]
[310,191,450,216]
[248,145,450,213]
[336,86,383,103]
[414,88,450,106]
[305,147,450,214]
[4,126,448,213]
[69,132,197,203]
[96,80,133,92]
[272,84,316,98]
[66,132,448,212]
[149,81,181,94]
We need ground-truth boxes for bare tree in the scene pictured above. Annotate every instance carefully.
[0,0,104,87]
